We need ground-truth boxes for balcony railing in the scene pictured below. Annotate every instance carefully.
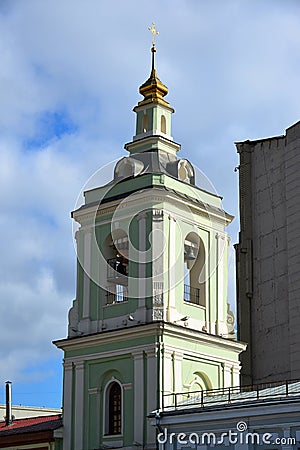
[107,258,128,285]
[184,284,201,305]
[162,379,300,410]
[106,285,128,305]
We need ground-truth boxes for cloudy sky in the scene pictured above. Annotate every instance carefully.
[0,0,300,408]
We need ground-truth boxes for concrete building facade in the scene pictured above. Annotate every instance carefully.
[235,121,300,385]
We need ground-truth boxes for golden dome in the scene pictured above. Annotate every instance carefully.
[137,45,172,110]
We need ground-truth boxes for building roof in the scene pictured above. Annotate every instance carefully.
[0,414,62,436]
[159,380,300,416]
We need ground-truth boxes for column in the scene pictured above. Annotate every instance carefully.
[81,227,92,333]
[167,215,177,321]
[163,348,173,402]
[63,360,73,450]
[137,212,147,314]
[216,233,227,335]
[152,210,164,321]
[133,351,144,445]
[232,364,241,387]
[173,351,183,394]
[74,361,85,450]
[223,362,233,388]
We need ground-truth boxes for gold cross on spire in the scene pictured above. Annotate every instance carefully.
[148,22,159,46]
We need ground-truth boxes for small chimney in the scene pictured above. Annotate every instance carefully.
[5,381,12,426]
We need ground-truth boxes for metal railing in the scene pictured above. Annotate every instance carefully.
[184,284,201,305]
[162,379,300,410]
[106,285,128,305]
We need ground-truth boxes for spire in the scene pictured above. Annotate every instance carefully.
[137,23,171,109]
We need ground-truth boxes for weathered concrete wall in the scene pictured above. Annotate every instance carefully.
[236,121,300,385]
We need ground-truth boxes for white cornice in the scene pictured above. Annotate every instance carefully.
[53,322,246,354]
[72,188,230,228]
[162,324,247,354]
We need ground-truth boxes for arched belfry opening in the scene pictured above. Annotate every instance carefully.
[183,232,206,307]
[103,230,129,304]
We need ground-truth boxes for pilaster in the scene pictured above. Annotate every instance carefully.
[80,227,92,333]
[166,215,177,321]
[145,347,158,445]
[133,350,144,445]
[173,351,183,394]
[62,360,73,450]
[74,361,85,449]
[223,362,233,388]
[137,212,147,322]
[215,232,227,336]
[152,209,165,321]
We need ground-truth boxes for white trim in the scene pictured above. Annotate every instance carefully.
[83,228,91,320]
[55,323,246,355]
[138,212,147,311]
[62,360,73,450]
[72,188,231,227]
[74,361,84,449]
[145,348,158,445]
[133,351,144,444]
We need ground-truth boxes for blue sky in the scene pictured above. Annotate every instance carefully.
[1,0,300,408]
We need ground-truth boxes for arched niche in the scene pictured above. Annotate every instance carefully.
[189,372,212,393]
[161,114,166,133]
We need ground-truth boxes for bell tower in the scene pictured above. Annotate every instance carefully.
[54,27,246,450]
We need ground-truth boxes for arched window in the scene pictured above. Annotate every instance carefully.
[106,382,122,435]
[104,231,129,304]
[184,233,206,307]
[142,114,148,133]
[161,115,166,133]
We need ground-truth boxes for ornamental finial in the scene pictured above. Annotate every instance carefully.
[148,22,159,47]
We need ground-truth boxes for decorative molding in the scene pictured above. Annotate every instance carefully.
[153,209,164,221]
[153,293,163,306]
[63,360,73,370]
[153,308,164,320]
[88,388,99,395]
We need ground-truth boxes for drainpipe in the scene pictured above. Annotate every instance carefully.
[5,381,12,426]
